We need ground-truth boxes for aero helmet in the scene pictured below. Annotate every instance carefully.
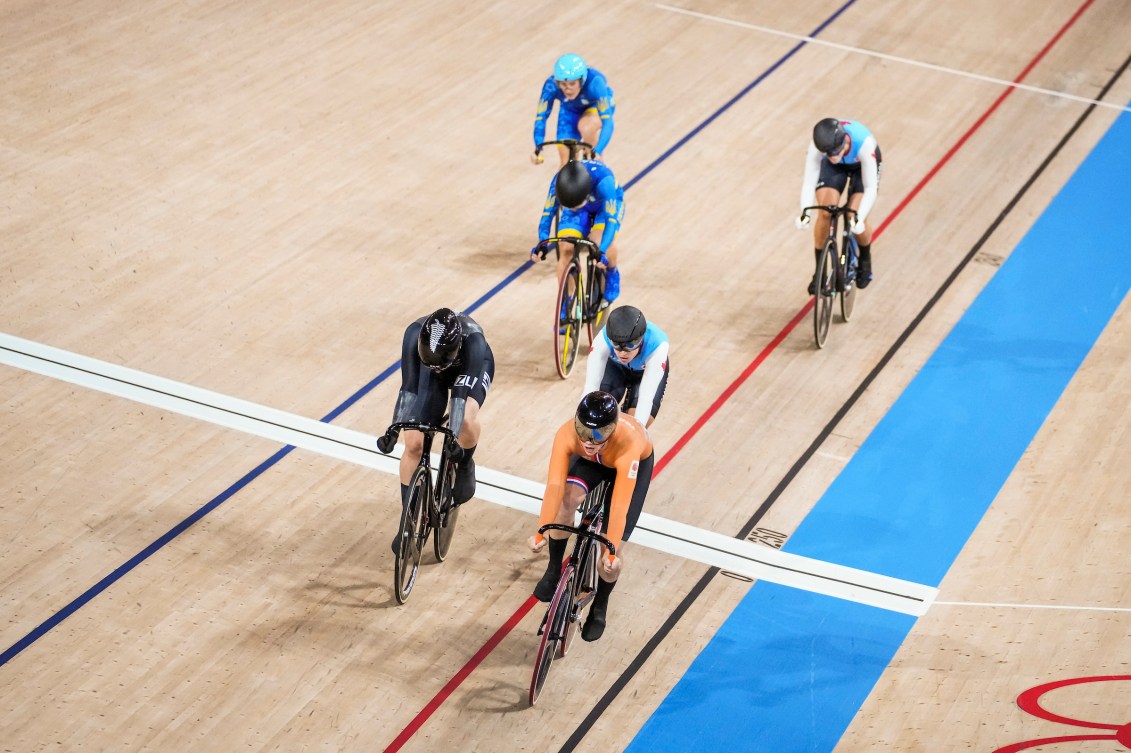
[555,160,592,209]
[417,308,462,372]
[813,118,847,156]
[574,391,619,443]
[553,53,587,82]
[605,306,646,351]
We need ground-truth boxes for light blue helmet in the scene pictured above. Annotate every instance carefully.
[553,53,587,82]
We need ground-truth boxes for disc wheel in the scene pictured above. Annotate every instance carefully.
[813,241,837,349]
[554,262,583,378]
[393,466,430,604]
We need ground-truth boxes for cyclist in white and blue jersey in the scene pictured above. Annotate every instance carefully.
[584,306,669,428]
[797,118,883,292]
[532,159,626,303]
[531,53,616,169]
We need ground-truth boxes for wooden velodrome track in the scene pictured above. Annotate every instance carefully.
[2,0,1129,751]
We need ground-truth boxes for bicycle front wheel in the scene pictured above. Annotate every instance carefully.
[839,240,858,323]
[561,540,598,657]
[813,241,837,349]
[433,458,459,562]
[393,466,430,604]
[584,265,607,345]
[529,566,576,706]
[554,261,583,379]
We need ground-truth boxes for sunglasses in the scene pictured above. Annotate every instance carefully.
[612,339,642,353]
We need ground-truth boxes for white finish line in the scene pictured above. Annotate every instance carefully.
[1,331,937,615]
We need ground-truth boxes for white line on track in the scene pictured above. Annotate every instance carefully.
[656,4,1131,114]
[1,331,937,615]
[935,601,1131,613]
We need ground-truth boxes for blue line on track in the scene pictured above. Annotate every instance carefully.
[625,103,1131,752]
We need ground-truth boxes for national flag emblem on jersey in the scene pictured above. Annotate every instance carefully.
[628,460,639,479]
[537,101,548,116]
[604,199,617,216]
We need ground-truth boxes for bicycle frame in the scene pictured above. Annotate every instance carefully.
[536,235,608,378]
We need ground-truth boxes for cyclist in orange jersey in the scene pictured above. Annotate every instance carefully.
[528,391,654,641]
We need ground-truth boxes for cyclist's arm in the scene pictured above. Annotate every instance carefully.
[605,455,641,555]
[537,180,558,241]
[856,136,880,222]
[583,335,612,394]
[536,422,577,540]
[593,178,622,253]
[446,334,489,437]
[633,341,669,419]
[533,78,557,149]
[799,143,823,211]
[591,77,616,155]
[391,321,423,423]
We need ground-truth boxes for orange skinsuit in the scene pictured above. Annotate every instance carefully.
[536,413,654,557]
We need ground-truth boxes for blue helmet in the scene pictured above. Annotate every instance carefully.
[554,53,587,82]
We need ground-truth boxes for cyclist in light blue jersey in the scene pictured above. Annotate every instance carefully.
[585,306,669,428]
[797,118,883,292]
[532,159,626,303]
[531,53,616,169]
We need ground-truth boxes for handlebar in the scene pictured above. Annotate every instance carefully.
[537,523,616,556]
[534,235,600,260]
[536,139,594,160]
[801,204,857,218]
[377,421,460,458]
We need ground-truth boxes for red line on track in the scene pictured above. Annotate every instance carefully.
[381,2,1095,749]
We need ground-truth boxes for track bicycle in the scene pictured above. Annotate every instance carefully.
[377,421,463,604]
[535,236,608,379]
[528,482,616,706]
[801,202,861,349]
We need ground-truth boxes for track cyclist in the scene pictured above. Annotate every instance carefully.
[584,305,669,428]
[531,158,626,305]
[376,308,494,550]
[531,53,616,168]
[796,118,882,293]
[528,391,654,641]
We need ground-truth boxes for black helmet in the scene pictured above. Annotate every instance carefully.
[574,391,619,443]
[813,117,847,156]
[555,160,592,209]
[417,308,462,372]
[605,305,646,352]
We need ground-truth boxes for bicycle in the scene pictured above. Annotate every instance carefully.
[801,202,860,349]
[535,235,608,379]
[378,421,463,604]
[528,482,616,706]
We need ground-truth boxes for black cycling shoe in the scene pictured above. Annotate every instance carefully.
[856,259,873,289]
[581,606,606,642]
[533,569,560,602]
[453,458,476,505]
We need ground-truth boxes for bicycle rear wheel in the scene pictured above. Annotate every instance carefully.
[529,566,576,706]
[393,466,430,604]
[839,238,858,323]
[554,261,583,379]
[433,457,459,562]
[813,241,837,349]
[585,265,607,345]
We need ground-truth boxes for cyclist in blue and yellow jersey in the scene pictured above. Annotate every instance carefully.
[797,118,883,293]
[585,306,669,428]
[532,159,626,304]
[531,53,616,169]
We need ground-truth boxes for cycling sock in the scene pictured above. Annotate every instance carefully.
[592,575,617,611]
[545,536,567,574]
[399,483,409,510]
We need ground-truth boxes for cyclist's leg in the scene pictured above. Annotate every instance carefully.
[845,163,876,287]
[577,107,602,158]
[555,107,582,168]
[583,452,653,641]
[598,361,631,406]
[534,479,585,601]
[452,349,493,505]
